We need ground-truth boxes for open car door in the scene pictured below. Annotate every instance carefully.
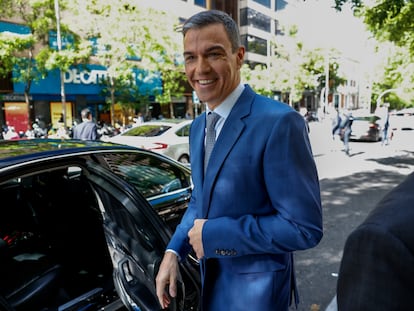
[85,161,200,311]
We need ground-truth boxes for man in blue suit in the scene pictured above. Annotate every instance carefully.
[156,10,323,311]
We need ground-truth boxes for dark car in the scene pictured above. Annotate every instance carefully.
[0,139,200,311]
[341,115,382,142]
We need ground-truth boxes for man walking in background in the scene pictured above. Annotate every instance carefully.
[72,108,99,140]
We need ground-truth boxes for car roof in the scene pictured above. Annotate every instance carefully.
[129,119,192,128]
[0,139,141,169]
[144,118,192,124]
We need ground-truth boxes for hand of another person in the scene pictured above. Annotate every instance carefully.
[188,219,207,259]
[155,251,179,309]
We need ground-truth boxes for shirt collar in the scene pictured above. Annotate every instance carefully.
[205,83,245,119]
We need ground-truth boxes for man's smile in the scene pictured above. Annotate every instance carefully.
[198,79,215,85]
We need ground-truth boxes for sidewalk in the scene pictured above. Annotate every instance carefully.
[307,120,414,311]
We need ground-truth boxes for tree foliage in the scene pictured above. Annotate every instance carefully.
[65,0,184,123]
[335,0,414,54]
[0,0,91,110]
[1,0,186,125]
[241,26,345,107]
[334,0,414,107]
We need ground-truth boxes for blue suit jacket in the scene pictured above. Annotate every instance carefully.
[168,85,323,310]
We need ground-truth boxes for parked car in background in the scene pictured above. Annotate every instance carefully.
[341,114,382,142]
[106,119,192,163]
[0,139,200,311]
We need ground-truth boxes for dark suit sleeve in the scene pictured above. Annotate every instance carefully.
[337,224,414,311]
[338,172,414,311]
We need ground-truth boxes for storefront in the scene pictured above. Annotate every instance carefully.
[2,64,162,134]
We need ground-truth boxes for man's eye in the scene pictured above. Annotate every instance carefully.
[208,53,221,58]
[185,56,195,62]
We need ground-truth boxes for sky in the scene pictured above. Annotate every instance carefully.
[276,0,375,63]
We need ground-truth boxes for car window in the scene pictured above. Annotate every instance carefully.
[176,124,191,137]
[100,152,191,198]
[121,125,171,137]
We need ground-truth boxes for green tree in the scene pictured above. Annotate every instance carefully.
[334,0,414,107]
[66,0,184,124]
[371,44,414,109]
[241,26,345,108]
[335,0,414,54]
[0,0,91,126]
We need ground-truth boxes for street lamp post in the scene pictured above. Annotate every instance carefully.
[324,54,329,109]
[376,88,400,110]
[54,0,67,129]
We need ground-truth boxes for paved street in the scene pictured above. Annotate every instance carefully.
[289,119,414,311]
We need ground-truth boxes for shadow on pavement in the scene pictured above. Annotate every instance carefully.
[290,152,414,311]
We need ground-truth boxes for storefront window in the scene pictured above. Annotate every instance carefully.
[4,102,29,134]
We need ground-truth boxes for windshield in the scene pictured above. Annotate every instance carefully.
[122,125,171,137]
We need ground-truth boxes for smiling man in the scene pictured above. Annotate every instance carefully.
[155,10,323,311]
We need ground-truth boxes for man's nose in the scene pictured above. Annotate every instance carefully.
[195,57,211,74]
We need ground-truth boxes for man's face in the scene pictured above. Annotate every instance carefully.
[183,23,245,110]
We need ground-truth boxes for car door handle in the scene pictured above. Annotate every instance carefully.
[176,193,191,202]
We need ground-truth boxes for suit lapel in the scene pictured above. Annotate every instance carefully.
[190,114,206,187]
[201,85,256,217]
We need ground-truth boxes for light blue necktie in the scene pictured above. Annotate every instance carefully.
[204,112,220,173]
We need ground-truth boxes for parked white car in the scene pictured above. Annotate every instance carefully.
[108,119,192,163]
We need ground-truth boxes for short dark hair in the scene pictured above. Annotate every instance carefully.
[182,10,241,53]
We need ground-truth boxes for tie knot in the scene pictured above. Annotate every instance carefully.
[206,112,220,129]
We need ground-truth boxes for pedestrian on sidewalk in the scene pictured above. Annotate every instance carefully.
[341,111,353,156]
[331,108,342,140]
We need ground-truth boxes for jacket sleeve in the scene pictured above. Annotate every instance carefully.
[166,193,197,260]
[337,225,414,311]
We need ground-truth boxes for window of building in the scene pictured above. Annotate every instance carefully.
[253,0,271,8]
[241,34,267,56]
[240,7,271,32]
[194,0,206,7]
[275,19,284,35]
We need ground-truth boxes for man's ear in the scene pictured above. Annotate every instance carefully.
[236,46,245,69]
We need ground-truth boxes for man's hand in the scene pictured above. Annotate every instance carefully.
[188,219,207,259]
[156,251,179,309]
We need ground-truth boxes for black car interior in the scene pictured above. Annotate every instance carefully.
[0,168,116,311]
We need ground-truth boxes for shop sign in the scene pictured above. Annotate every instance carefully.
[13,64,162,97]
